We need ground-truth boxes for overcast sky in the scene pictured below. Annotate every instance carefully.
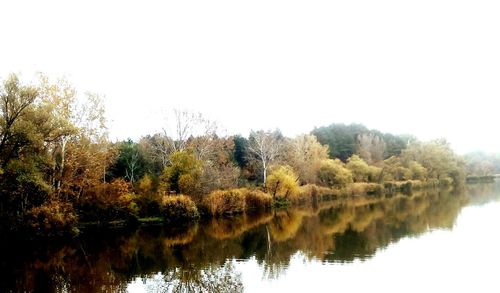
[1,0,499,153]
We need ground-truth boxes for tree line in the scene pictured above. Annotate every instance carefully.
[0,74,468,235]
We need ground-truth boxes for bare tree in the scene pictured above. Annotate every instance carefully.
[124,148,140,184]
[246,130,282,185]
[152,109,220,167]
[357,132,386,164]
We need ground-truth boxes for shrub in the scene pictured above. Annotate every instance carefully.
[344,182,384,196]
[346,155,371,182]
[78,179,139,222]
[205,189,246,216]
[240,188,272,211]
[266,165,300,200]
[161,195,199,223]
[27,200,78,236]
[409,161,427,180]
[318,159,353,188]
[298,184,336,203]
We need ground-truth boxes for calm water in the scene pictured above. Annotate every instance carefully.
[2,183,500,293]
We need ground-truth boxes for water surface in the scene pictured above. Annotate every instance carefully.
[2,183,499,292]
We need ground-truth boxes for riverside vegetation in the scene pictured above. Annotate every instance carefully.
[0,74,487,236]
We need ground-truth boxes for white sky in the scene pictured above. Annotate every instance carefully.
[1,0,499,154]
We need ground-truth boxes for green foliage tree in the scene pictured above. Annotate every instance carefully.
[109,139,148,184]
[312,123,368,161]
[160,150,203,195]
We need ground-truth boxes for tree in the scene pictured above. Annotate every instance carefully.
[381,156,412,181]
[463,151,499,176]
[266,165,300,200]
[346,154,381,183]
[246,130,283,185]
[311,123,369,161]
[401,139,465,185]
[0,74,39,168]
[160,150,203,195]
[317,159,353,188]
[233,135,248,168]
[286,134,329,184]
[197,137,239,194]
[383,133,415,158]
[37,74,78,194]
[356,132,386,164]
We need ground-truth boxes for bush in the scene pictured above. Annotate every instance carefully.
[240,188,272,211]
[205,189,246,216]
[161,195,199,223]
[344,183,384,196]
[77,179,139,222]
[318,159,353,188]
[266,165,300,200]
[27,200,78,236]
[298,184,336,203]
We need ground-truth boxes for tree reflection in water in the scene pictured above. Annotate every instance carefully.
[1,183,499,292]
[145,261,243,293]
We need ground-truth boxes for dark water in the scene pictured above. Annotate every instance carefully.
[2,183,500,293]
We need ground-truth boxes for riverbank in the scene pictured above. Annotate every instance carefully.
[72,179,457,231]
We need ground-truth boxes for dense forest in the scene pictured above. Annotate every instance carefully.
[0,74,485,235]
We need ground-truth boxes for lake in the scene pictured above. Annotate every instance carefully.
[2,183,499,292]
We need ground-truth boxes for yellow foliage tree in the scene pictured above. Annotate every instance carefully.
[266,165,300,200]
[287,134,329,184]
[317,159,353,188]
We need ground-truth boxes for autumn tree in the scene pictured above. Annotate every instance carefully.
[463,152,500,176]
[160,150,203,196]
[0,74,39,168]
[0,75,51,218]
[401,139,465,185]
[197,136,239,195]
[286,134,329,184]
[317,159,353,188]
[266,165,300,200]
[346,155,382,183]
[381,156,412,181]
[356,132,386,164]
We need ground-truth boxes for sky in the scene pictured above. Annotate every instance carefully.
[1,0,499,154]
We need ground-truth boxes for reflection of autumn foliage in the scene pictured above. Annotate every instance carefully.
[162,224,199,247]
[3,185,499,292]
[205,213,273,240]
[269,210,304,242]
